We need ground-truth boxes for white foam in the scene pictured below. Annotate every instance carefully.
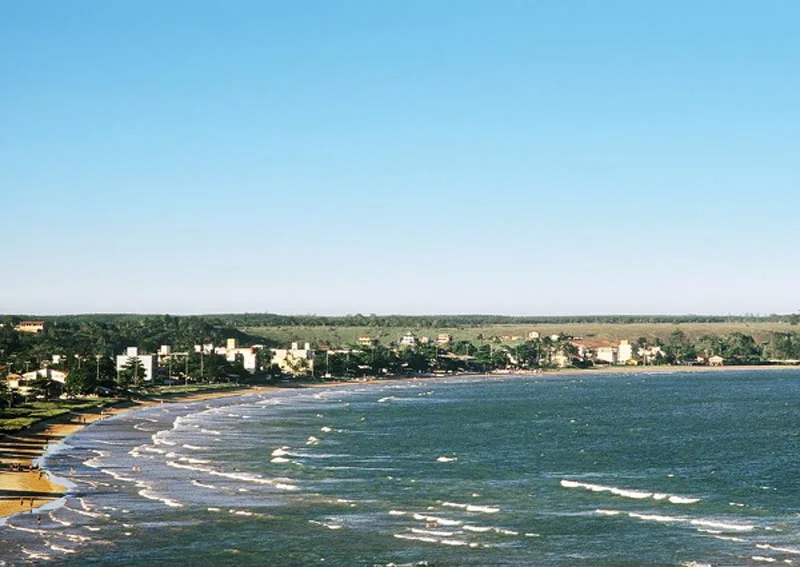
[48,513,72,527]
[560,479,700,504]
[321,426,332,433]
[411,528,455,537]
[629,512,683,524]
[394,534,438,543]
[466,505,500,514]
[83,449,109,468]
[138,489,183,508]
[21,548,52,561]
[191,480,218,489]
[152,431,176,446]
[412,514,462,526]
[378,397,394,403]
[669,496,702,504]
[49,544,76,554]
[182,444,208,450]
[63,506,104,519]
[689,519,754,532]
[201,429,221,435]
[463,525,492,533]
[388,510,407,516]
[436,456,458,463]
[100,469,137,483]
[752,557,777,563]
[306,436,320,445]
[757,544,800,555]
[139,446,166,454]
[440,539,469,546]
[271,457,290,464]
[622,511,755,533]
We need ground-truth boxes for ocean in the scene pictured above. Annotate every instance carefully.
[2,369,799,566]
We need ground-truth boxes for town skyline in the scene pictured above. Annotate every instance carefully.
[3,2,798,316]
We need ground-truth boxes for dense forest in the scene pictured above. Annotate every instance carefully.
[5,312,800,328]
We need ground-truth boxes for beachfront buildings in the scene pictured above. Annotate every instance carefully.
[271,342,314,375]
[22,367,68,385]
[215,338,260,373]
[358,335,373,347]
[116,347,157,382]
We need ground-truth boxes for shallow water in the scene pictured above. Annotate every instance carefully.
[2,370,800,566]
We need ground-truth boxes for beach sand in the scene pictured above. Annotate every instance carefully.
[0,387,277,521]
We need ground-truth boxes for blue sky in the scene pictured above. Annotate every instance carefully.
[2,1,798,315]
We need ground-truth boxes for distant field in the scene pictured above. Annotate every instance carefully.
[242,322,798,347]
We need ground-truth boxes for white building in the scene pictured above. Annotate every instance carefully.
[617,340,634,364]
[116,347,157,382]
[215,338,260,373]
[638,345,665,364]
[22,368,68,385]
[528,331,540,340]
[595,346,618,365]
[271,342,314,375]
[399,332,417,346]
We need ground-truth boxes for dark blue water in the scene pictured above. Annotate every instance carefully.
[2,370,800,566]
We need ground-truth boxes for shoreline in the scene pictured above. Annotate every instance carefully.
[0,386,278,522]
[2,364,797,522]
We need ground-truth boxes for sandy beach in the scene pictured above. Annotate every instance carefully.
[2,365,796,522]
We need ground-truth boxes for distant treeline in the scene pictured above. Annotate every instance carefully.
[4,313,800,328]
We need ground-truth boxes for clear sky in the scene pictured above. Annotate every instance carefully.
[2,1,798,316]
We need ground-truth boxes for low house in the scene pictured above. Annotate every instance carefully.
[571,339,618,364]
[22,368,68,385]
[528,331,540,340]
[358,335,374,347]
[399,332,417,346]
[709,355,724,367]
[15,321,45,334]
[5,373,29,395]
[437,333,453,345]
[638,345,665,364]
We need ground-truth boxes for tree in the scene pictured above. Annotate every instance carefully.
[118,357,146,390]
[65,365,97,397]
[30,373,61,400]
[0,378,12,408]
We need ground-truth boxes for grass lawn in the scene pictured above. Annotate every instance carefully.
[0,398,119,433]
[242,322,798,347]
